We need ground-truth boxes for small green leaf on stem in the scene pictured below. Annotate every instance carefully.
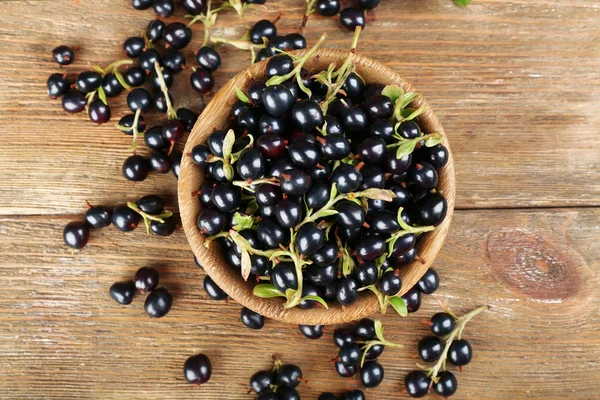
[241,250,252,280]
[114,69,132,90]
[387,295,408,317]
[424,132,444,147]
[97,86,107,105]
[301,295,329,309]
[235,87,249,103]
[222,129,236,161]
[90,65,105,75]
[232,212,259,231]
[401,106,426,122]
[399,92,418,110]
[374,319,385,340]
[396,140,417,159]
[253,283,287,298]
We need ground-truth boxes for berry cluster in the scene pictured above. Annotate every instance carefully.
[404,303,489,398]
[249,356,305,399]
[192,29,448,312]
[62,195,176,250]
[302,0,381,33]
[109,266,174,318]
[331,318,401,388]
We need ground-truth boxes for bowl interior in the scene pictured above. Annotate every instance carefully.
[178,49,456,325]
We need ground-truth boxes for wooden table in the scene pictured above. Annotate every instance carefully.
[1,0,599,398]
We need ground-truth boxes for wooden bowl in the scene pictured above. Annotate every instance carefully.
[179,48,456,326]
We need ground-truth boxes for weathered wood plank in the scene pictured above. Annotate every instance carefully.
[0,208,598,398]
[0,0,599,215]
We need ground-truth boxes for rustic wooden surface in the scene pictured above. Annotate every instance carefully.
[0,0,599,399]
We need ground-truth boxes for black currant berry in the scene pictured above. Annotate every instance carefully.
[241,307,265,329]
[379,270,402,296]
[237,148,265,180]
[360,361,384,388]
[182,0,207,15]
[210,183,241,213]
[363,95,393,122]
[338,343,361,366]
[275,198,303,228]
[122,155,149,181]
[291,99,324,131]
[418,336,443,362]
[355,318,375,340]
[340,7,365,30]
[76,71,102,93]
[150,217,176,236]
[177,108,199,131]
[132,0,152,9]
[431,312,455,336]
[251,19,277,45]
[196,46,221,72]
[154,92,172,113]
[266,54,294,78]
[255,184,281,206]
[61,91,86,114]
[434,371,458,397]
[397,120,421,139]
[183,353,212,384]
[415,193,447,226]
[286,33,307,49]
[144,287,173,318]
[305,263,337,286]
[402,287,422,313]
[171,150,182,179]
[359,0,380,10]
[278,387,300,400]
[163,48,186,73]
[266,36,292,56]
[364,343,384,360]
[330,164,362,193]
[318,393,337,400]
[257,217,291,249]
[262,84,295,117]
[137,194,164,215]
[336,276,358,305]
[123,36,145,58]
[317,0,340,16]
[276,364,302,388]
[318,135,351,160]
[333,328,356,348]
[112,205,140,232]
[139,49,161,73]
[85,205,112,228]
[52,45,75,65]
[404,370,431,398]
[153,0,175,17]
[356,235,385,260]
[109,281,136,305]
[280,168,312,195]
[271,262,298,293]
[63,221,90,249]
[197,208,228,235]
[134,267,159,293]
[147,19,165,41]
[370,119,395,143]
[289,140,319,169]
[353,262,378,287]
[127,88,152,113]
[335,200,365,229]
[101,73,123,97]
[191,68,215,94]
[250,369,274,394]
[448,339,472,367]
[417,268,439,294]
[370,210,399,234]
[410,162,438,189]
[341,390,366,400]
[299,324,323,339]
[295,222,324,256]
[335,360,357,378]
[88,99,111,124]
[47,73,69,99]
[305,181,331,210]
[124,66,146,87]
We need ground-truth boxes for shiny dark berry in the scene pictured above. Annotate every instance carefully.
[341,106,367,136]
[237,148,265,180]
[144,287,172,318]
[291,99,323,131]
[124,66,146,87]
[318,393,337,400]
[323,115,343,135]
[255,184,281,206]
[405,370,431,398]
[171,150,182,179]
[402,287,422,313]
[359,165,385,190]
[257,217,290,248]
[340,7,365,30]
[361,361,384,388]
[355,318,376,340]
[397,120,421,139]
[197,208,228,235]
[266,36,292,56]
[207,160,227,182]
[363,95,393,122]
[379,270,402,295]
[262,84,295,116]
[276,364,302,388]
[288,141,319,169]
[135,266,159,293]
[335,200,365,229]
[371,210,399,234]
[151,68,173,90]
[258,114,288,136]
[183,354,212,384]
[333,328,356,348]
[139,48,161,73]
[127,88,152,112]
[328,96,351,119]
[63,221,89,249]
[162,119,185,144]
[109,281,135,305]
[449,339,472,366]
[211,183,241,213]
[255,48,269,63]
[286,33,307,49]
[417,268,439,294]
[385,152,412,175]
[190,67,214,94]
[342,72,365,103]
[431,312,455,336]
[47,73,68,99]
[353,262,378,287]
[358,137,387,164]
[137,194,164,214]
[299,324,323,339]
[418,336,443,362]
[318,135,351,160]
[231,100,249,119]
[271,262,298,293]
[85,205,111,228]
[338,343,361,366]
[305,181,330,210]
[275,198,302,228]
[241,307,264,329]
[122,155,149,181]
[317,0,340,16]
[250,19,277,45]
[335,360,357,378]
[364,343,385,360]
[237,107,261,134]
[124,36,145,58]
[432,371,457,397]
[148,150,170,173]
[267,54,293,78]
[182,0,207,15]
[111,205,140,232]
[415,193,447,226]
[250,370,274,394]
[76,71,101,93]
[101,73,123,97]
[196,46,221,72]
[147,19,165,41]
[295,222,324,256]
[177,108,199,131]
[330,164,362,193]
[206,129,227,156]
[88,99,111,124]
[132,0,152,9]
[418,144,448,170]
[369,119,394,143]
[154,92,171,113]
[410,162,438,189]
[52,45,75,65]
[278,387,300,400]
[150,217,176,236]
[163,48,186,73]
[359,0,380,10]
[341,390,365,400]
[280,168,312,195]
[311,240,339,267]
[356,235,385,260]
[336,276,358,305]
[305,263,336,286]
[268,157,294,179]
[153,0,175,17]
[190,144,210,166]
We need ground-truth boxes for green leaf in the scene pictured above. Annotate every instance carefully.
[387,234,399,255]
[97,86,107,105]
[223,163,234,181]
[402,105,427,122]
[235,87,249,103]
[222,129,236,161]
[387,295,408,317]
[424,132,444,147]
[374,319,385,341]
[90,65,105,75]
[114,69,132,90]
[253,283,286,298]
[301,295,329,309]
[245,199,259,215]
[232,212,259,231]
[265,75,287,86]
[329,183,338,202]
[399,92,418,110]
[355,188,395,202]
[454,0,472,7]
[319,209,339,218]
[297,75,312,98]
[241,250,252,280]
[381,85,404,103]
[396,140,417,159]
[396,207,414,231]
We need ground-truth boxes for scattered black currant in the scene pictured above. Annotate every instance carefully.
[190,67,215,94]
[101,73,123,97]
[417,268,439,294]
[153,0,175,17]
[196,46,221,72]
[144,287,173,318]
[147,19,165,41]
[250,369,274,394]
[182,0,207,15]
[434,371,458,397]
[251,19,277,45]
[299,324,323,339]
[47,73,69,99]
[430,312,455,337]
[112,205,141,232]
[418,336,443,362]
[76,71,102,93]
[88,99,111,124]
[317,0,340,16]
[85,204,111,228]
[63,221,90,249]
[404,370,431,398]
[124,66,146,87]
[276,364,302,388]
[122,155,149,181]
[359,0,380,10]
[183,353,212,384]
[52,45,75,65]
[123,36,145,58]
[241,307,265,329]
[132,0,153,10]
[109,281,136,305]
[134,267,159,293]
[360,360,384,388]
[448,339,472,367]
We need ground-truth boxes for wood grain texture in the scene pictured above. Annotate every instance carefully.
[0,208,598,398]
[0,0,599,215]
[179,48,455,325]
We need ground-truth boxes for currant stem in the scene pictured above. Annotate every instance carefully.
[153,61,177,120]
[106,59,134,74]
[283,231,304,309]
[231,177,280,188]
[131,108,142,151]
[300,0,317,33]
[428,305,489,380]
[126,201,172,235]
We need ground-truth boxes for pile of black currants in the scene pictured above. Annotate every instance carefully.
[62,195,176,250]
[110,266,174,318]
[192,28,448,313]
[249,356,305,400]
[405,303,488,398]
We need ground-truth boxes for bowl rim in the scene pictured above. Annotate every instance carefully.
[178,48,456,325]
